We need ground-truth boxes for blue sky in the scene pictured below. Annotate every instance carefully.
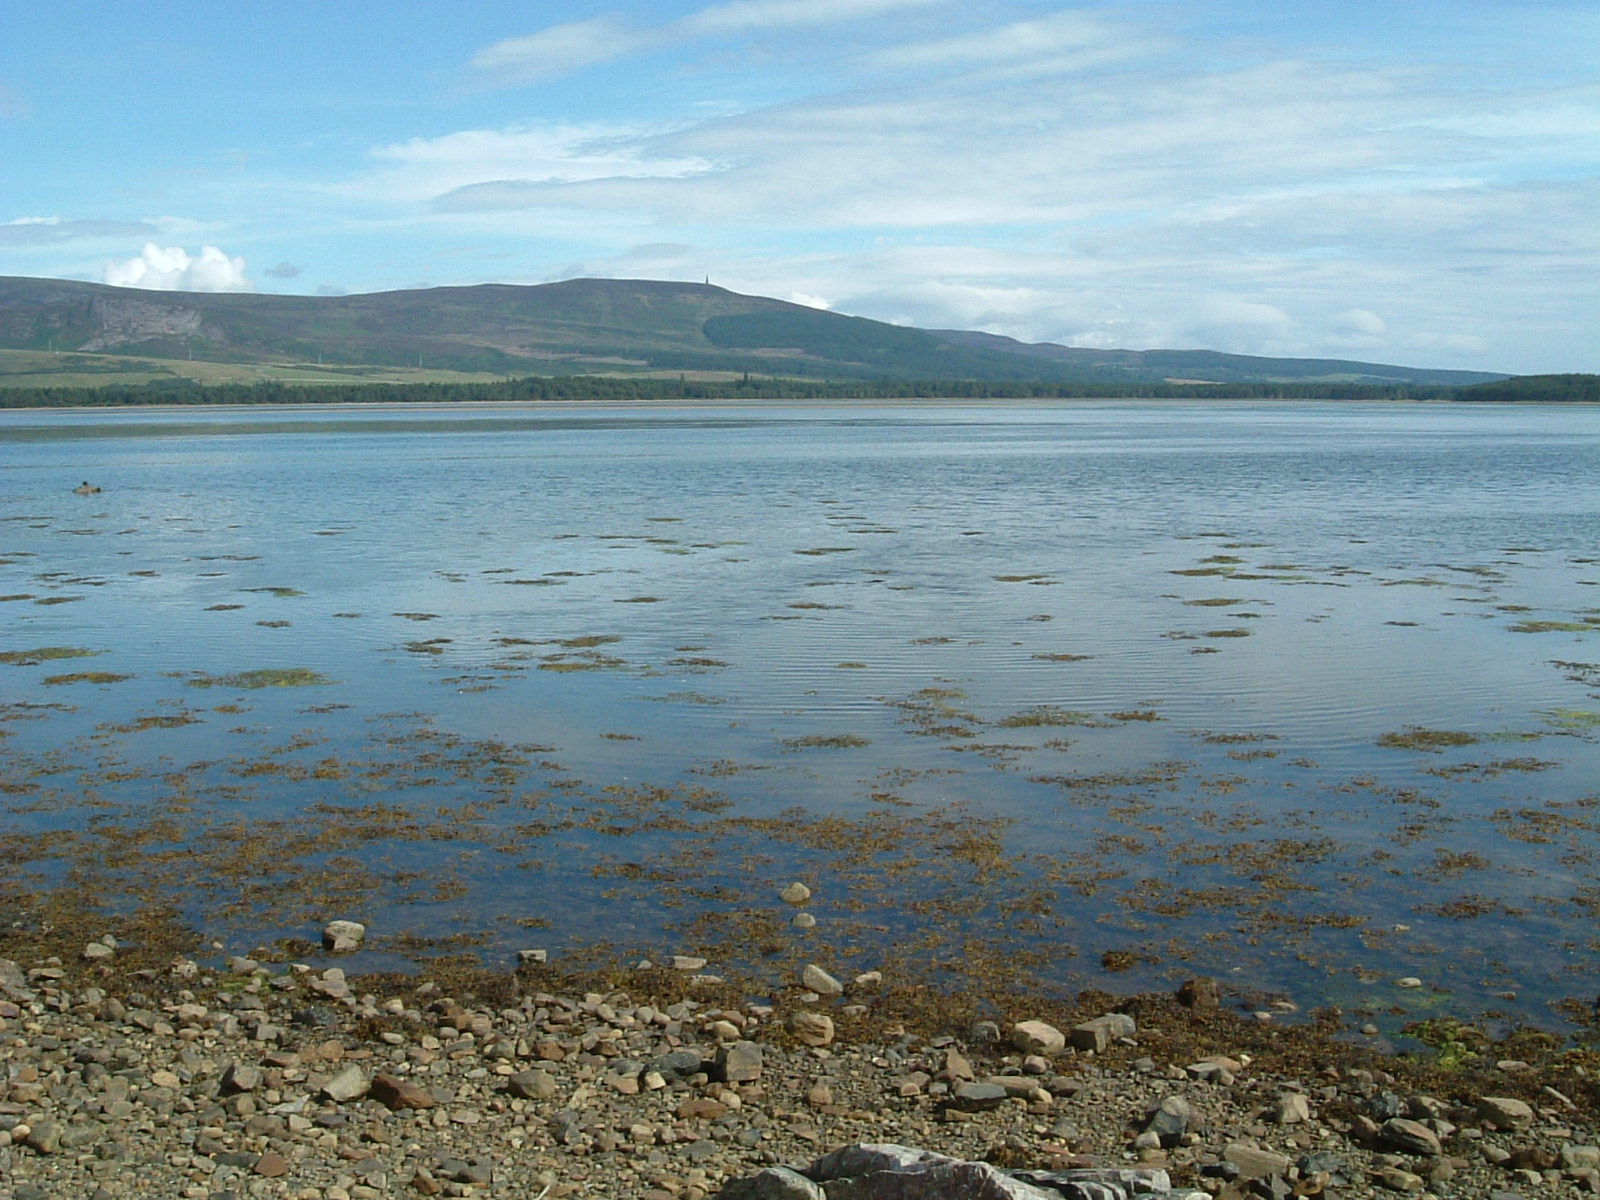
[3,0,1596,373]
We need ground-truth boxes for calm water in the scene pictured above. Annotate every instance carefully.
[3,401,1598,1029]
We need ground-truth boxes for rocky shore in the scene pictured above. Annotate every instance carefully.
[3,937,1598,1200]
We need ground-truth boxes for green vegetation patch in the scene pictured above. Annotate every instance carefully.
[1509,619,1595,633]
[779,733,871,750]
[188,668,334,689]
[42,672,131,686]
[998,707,1112,728]
[1377,726,1481,752]
[1541,708,1600,732]
[1,645,103,666]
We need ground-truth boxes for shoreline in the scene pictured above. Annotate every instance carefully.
[3,932,1597,1200]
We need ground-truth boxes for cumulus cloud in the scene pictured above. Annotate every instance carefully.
[103,243,253,292]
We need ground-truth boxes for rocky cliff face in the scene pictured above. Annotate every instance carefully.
[79,294,203,351]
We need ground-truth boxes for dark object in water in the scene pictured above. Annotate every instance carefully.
[73,481,102,494]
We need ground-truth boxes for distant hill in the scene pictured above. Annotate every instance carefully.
[0,275,1509,387]
[929,329,1505,387]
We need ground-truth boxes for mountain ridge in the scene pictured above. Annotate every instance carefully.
[0,275,1508,387]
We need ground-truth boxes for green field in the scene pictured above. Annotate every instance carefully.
[0,349,528,389]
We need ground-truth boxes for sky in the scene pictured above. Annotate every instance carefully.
[2,1,1596,374]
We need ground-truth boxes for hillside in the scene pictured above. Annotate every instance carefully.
[0,275,1509,387]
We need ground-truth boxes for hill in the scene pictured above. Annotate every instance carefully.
[0,275,1509,388]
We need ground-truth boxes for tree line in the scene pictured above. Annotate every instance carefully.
[0,373,1459,409]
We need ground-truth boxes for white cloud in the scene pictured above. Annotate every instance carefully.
[787,291,832,309]
[471,18,648,84]
[870,12,1122,70]
[103,243,253,292]
[357,125,717,205]
[1,216,159,246]
[679,0,935,36]
[471,0,937,85]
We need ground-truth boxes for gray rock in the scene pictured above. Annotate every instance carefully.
[948,1082,1009,1112]
[321,920,366,953]
[1366,1091,1407,1121]
[220,1062,264,1094]
[789,1011,835,1047]
[714,1040,764,1083]
[23,1119,63,1154]
[1563,1145,1600,1171]
[780,882,812,905]
[1379,1118,1441,1156]
[1274,1093,1310,1125]
[801,963,843,996]
[1477,1096,1534,1130]
[647,1049,704,1079]
[1145,1096,1192,1145]
[716,1166,826,1199]
[320,1064,369,1102]
[516,948,547,965]
[1011,1020,1066,1056]
[1375,1166,1425,1191]
[507,1068,557,1100]
[1223,1144,1291,1179]
[1070,1013,1136,1053]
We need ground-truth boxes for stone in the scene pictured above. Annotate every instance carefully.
[789,1011,835,1047]
[673,955,709,971]
[370,1073,436,1109]
[716,1166,826,1200]
[1379,1118,1441,1156]
[1477,1096,1535,1130]
[647,1049,704,1079]
[1374,1166,1425,1191]
[1069,1013,1136,1053]
[254,1151,290,1178]
[220,1062,264,1094]
[320,1064,370,1102]
[322,920,366,953]
[1224,1144,1292,1179]
[1145,1096,1193,1145]
[506,1067,557,1100]
[1275,1093,1310,1125]
[1396,977,1422,989]
[1563,1145,1600,1171]
[515,948,547,965]
[83,941,114,961]
[22,1119,62,1155]
[948,1082,1009,1112]
[791,913,817,929]
[1177,977,1220,1008]
[1010,1020,1066,1056]
[779,882,812,905]
[714,1040,764,1083]
[801,964,843,996]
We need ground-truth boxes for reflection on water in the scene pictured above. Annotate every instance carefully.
[3,400,1599,1027]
